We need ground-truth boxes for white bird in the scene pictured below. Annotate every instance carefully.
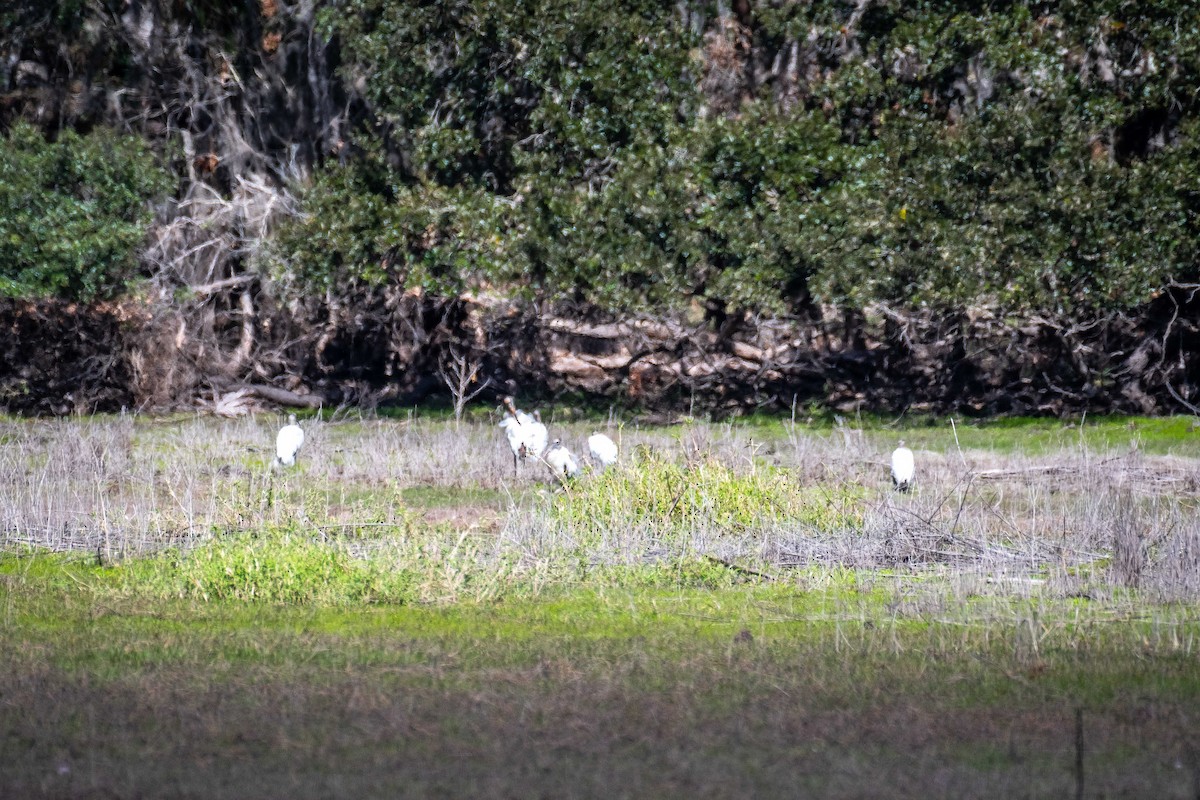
[544,438,579,480]
[499,396,548,472]
[498,416,529,470]
[587,432,618,470]
[891,441,914,492]
[275,413,305,467]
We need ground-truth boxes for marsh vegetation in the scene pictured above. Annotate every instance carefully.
[2,411,1200,797]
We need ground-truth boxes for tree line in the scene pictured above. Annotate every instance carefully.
[1,1,1198,414]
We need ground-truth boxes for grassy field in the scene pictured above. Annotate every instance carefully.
[2,410,1200,798]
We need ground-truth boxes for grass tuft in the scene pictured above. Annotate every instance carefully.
[145,531,416,605]
[551,450,865,537]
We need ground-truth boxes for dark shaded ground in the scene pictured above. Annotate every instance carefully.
[3,640,1198,799]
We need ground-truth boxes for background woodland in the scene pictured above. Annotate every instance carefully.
[2,0,1199,416]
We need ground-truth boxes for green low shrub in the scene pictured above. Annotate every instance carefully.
[156,531,415,605]
[551,451,865,537]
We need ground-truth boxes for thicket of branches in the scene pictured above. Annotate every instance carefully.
[1,1,1198,414]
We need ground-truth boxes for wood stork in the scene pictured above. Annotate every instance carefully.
[587,432,618,471]
[544,438,580,480]
[499,396,548,472]
[275,413,305,467]
[890,441,914,492]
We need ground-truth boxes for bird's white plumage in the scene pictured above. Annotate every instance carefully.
[498,416,543,462]
[275,414,304,467]
[587,433,618,470]
[499,397,548,469]
[498,416,518,457]
[523,415,548,459]
[890,443,914,491]
[544,439,579,479]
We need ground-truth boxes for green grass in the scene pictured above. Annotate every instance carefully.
[4,553,1198,700]
[2,556,1199,798]
[4,413,1200,797]
[400,484,507,509]
[149,532,417,604]
[888,414,1200,456]
[268,404,1200,457]
[733,411,1200,456]
[552,451,865,536]
[796,412,1200,455]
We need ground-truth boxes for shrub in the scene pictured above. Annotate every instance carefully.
[279,0,1200,320]
[158,531,415,605]
[0,122,171,300]
[551,450,865,537]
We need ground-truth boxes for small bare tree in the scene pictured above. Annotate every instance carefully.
[438,344,491,426]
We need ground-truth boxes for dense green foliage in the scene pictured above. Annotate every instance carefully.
[272,0,1199,316]
[0,122,170,300]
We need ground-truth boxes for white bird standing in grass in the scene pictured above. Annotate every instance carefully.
[587,432,618,471]
[275,413,305,467]
[498,415,528,470]
[544,438,579,480]
[499,396,548,472]
[891,440,914,492]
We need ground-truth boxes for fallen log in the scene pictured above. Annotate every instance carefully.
[238,383,325,409]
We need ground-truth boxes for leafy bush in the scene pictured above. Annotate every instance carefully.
[805,107,1196,313]
[270,163,502,298]
[277,0,1200,320]
[275,0,702,308]
[0,122,171,300]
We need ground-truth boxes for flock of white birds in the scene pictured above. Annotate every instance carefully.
[273,400,915,491]
[498,395,618,480]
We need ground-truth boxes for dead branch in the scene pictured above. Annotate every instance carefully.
[1166,381,1200,416]
[702,554,774,581]
[438,345,491,422]
[186,274,256,298]
[237,383,325,409]
[221,290,255,377]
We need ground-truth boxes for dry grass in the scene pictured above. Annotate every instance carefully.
[1,412,1198,600]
